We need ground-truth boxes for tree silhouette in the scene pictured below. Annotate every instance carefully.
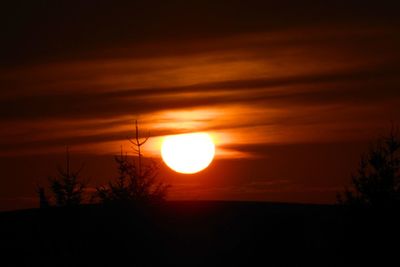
[48,147,86,207]
[96,120,169,204]
[338,126,400,208]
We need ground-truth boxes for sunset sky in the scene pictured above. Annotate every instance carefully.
[1,1,399,210]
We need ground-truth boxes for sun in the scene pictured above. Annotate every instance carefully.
[161,132,215,174]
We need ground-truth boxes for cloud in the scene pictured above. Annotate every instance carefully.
[1,1,399,66]
[2,1,400,210]
[0,8,399,157]
[1,63,399,121]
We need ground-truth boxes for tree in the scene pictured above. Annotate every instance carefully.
[338,126,400,208]
[48,147,86,207]
[96,120,169,205]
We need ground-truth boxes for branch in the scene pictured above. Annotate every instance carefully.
[139,136,150,146]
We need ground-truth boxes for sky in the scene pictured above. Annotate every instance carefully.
[1,1,400,210]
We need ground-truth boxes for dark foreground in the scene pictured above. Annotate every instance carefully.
[0,201,399,266]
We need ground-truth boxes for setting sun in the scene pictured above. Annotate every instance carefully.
[161,133,215,174]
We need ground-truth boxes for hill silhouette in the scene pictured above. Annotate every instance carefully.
[1,201,399,266]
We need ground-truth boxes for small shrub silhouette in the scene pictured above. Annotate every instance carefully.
[36,185,50,208]
[338,126,400,208]
[96,120,169,205]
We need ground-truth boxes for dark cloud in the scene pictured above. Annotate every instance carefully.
[1,63,399,121]
[1,1,399,66]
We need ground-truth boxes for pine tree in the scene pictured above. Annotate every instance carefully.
[96,120,169,205]
[49,147,86,207]
[339,127,400,208]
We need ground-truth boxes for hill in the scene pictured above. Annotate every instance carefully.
[0,201,398,266]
